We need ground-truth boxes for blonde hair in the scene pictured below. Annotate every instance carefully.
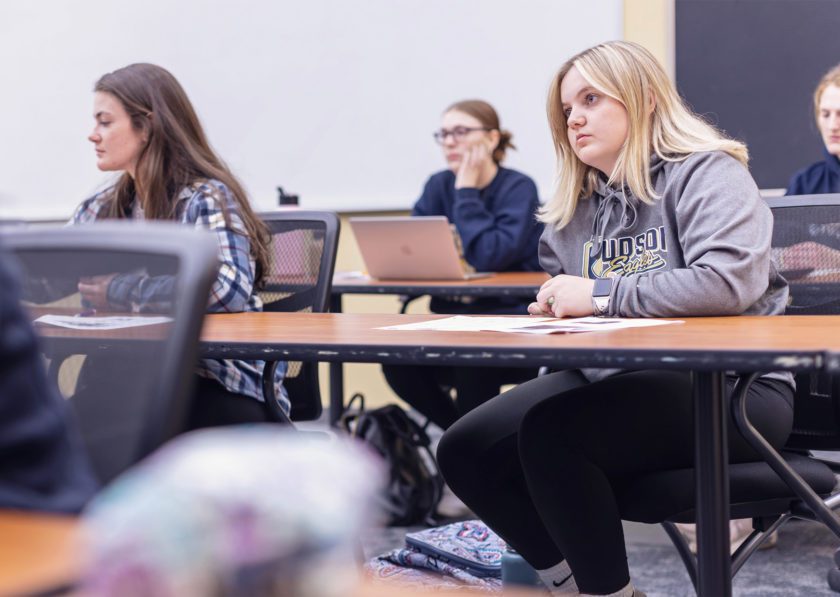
[814,63,840,122]
[541,41,749,229]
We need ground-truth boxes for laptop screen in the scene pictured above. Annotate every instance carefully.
[349,216,483,280]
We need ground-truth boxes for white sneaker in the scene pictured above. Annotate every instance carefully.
[675,519,778,554]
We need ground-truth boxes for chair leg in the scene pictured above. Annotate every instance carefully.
[399,295,421,314]
[732,374,840,594]
[661,521,698,592]
[665,515,796,590]
[731,373,840,538]
[827,548,840,593]
[731,514,789,577]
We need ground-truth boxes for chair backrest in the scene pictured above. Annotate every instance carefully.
[2,223,218,483]
[766,194,840,449]
[766,194,840,314]
[258,210,340,421]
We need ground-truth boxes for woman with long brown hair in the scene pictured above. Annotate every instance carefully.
[71,63,286,428]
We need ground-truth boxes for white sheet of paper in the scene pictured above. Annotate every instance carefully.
[493,316,681,335]
[333,270,370,281]
[378,315,681,334]
[33,314,173,330]
[378,316,553,332]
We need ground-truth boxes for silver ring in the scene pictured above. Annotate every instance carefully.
[547,296,555,306]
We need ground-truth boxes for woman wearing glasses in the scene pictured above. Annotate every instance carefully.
[381,100,543,431]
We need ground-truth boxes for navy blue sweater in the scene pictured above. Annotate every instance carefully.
[786,150,840,195]
[0,250,98,512]
[412,167,542,314]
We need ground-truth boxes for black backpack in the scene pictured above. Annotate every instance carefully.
[341,393,443,526]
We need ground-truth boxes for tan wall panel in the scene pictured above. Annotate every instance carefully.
[319,211,427,412]
[623,0,675,78]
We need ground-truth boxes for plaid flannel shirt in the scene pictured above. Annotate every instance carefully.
[70,180,290,415]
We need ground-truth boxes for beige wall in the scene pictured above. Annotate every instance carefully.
[321,212,430,411]
[623,0,675,78]
[327,1,676,414]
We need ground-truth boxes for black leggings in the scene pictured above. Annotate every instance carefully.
[382,364,538,430]
[185,376,270,430]
[437,370,794,595]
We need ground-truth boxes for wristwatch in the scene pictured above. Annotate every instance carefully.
[591,277,614,316]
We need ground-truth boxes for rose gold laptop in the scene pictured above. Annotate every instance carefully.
[349,216,492,281]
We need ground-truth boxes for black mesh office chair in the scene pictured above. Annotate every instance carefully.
[258,210,340,423]
[614,194,840,592]
[3,223,218,485]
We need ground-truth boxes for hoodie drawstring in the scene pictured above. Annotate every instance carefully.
[589,186,638,258]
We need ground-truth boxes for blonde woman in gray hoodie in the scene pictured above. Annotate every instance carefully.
[437,41,791,597]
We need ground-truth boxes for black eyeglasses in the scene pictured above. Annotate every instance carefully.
[433,126,492,144]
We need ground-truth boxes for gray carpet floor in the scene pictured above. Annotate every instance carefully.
[361,515,840,595]
[627,520,838,596]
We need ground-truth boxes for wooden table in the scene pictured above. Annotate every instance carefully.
[200,312,840,597]
[200,312,835,371]
[0,511,81,595]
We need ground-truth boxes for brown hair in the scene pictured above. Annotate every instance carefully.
[814,63,840,122]
[94,63,269,285]
[444,99,516,163]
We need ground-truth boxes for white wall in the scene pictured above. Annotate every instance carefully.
[0,0,622,219]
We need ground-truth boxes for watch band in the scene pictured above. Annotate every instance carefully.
[591,277,613,316]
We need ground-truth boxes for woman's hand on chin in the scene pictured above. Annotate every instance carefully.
[454,144,492,189]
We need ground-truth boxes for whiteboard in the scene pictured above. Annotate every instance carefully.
[0,0,621,219]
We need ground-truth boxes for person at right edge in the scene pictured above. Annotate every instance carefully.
[776,63,840,276]
[381,99,542,431]
[437,41,792,597]
[787,63,840,195]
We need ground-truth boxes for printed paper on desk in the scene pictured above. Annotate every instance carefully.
[378,315,681,334]
[497,317,682,335]
[34,314,173,330]
[378,316,553,332]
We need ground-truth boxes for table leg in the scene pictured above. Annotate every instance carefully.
[693,371,731,597]
[328,294,344,426]
[329,361,344,426]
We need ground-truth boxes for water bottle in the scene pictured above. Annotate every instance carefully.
[501,549,540,589]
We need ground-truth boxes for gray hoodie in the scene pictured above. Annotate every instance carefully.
[539,150,791,384]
